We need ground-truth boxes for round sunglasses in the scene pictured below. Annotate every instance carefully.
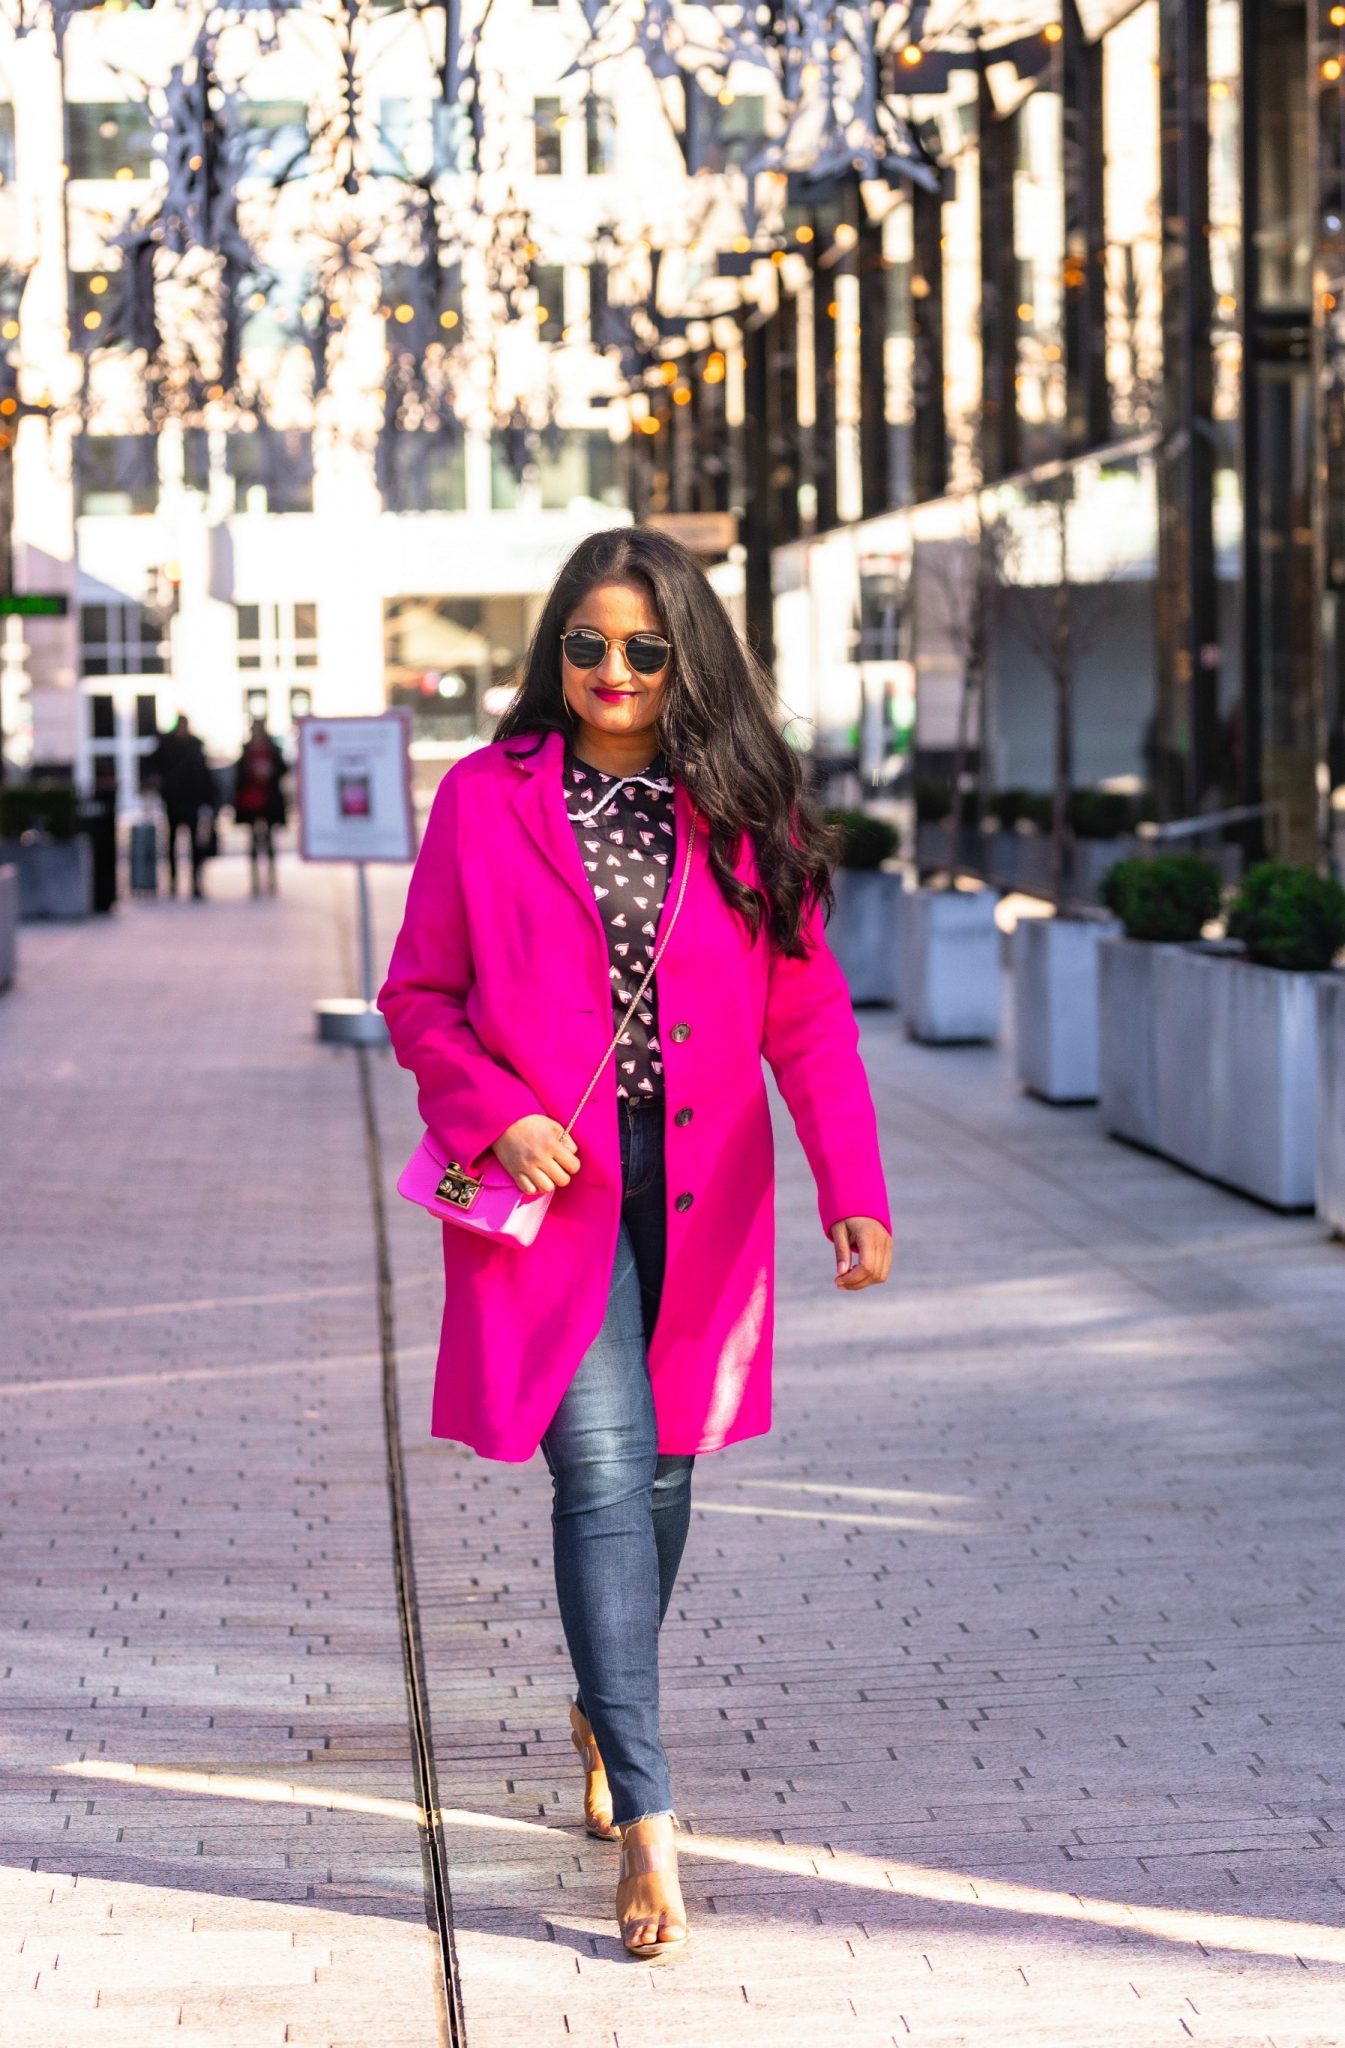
[560,627,672,676]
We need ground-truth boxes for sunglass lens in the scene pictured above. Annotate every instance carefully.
[563,630,607,669]
[626,635,671,674]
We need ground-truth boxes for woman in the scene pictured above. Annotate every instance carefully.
[230,716,288,894]
[379,527,891,1962]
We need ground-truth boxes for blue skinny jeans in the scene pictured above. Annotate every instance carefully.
[540,1097,695,1826]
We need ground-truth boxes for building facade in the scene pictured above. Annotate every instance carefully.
[2,0,1340,875]
[720,0,1342,869]
[0,0,749,806]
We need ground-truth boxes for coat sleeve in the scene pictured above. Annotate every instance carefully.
[378,770,547,1169]
[761,892,892,1238]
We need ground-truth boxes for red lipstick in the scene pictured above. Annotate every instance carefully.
[593,686,634,703]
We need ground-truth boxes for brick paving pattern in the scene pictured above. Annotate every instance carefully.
[3,851,1344,2047]
[0,865,442,2047]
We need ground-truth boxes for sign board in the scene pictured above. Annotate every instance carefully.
[643,511,739,559]
[0,593,68,617]
[297,712,417,864]
[1075,0,1147,39]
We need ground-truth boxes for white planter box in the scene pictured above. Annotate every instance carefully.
[1315,975,1345,1236]
[1113,945,1317,1209]
[1014,915,1119,1104]
[898,887,1000,1044]
[1151,946,1224,1184]
[0,863,17,991]
[829,867,902,1005]
[1098,936,1175,1149]
[1152,949,1318,1208]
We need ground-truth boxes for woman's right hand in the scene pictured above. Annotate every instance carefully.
[492,1116,581,1196]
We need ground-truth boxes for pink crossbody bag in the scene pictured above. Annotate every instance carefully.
[396,808,697,1248]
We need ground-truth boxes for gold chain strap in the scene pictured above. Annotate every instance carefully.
[561,807,697,1141]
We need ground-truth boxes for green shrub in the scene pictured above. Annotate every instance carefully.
[1101,854,1223,942]
[823,807,899,871]
[1067,788,1136,840]
[0,781,79,842]
[991,788,1052,833]
[1226,862,1345,972]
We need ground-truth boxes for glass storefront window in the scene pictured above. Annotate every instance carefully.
[379,430,467,512]
[1013,87,1066,465]
[532,263,565,342]
[534,98,563,176]
[75,435,158,516]
[1101,1,1161,436]
[384,594,530,747]
[67,102,152,182]
[585,97,616,175]
[226,429,314,514]
[881,196,914,508]
[537,429,626,510]
[943,148,982,492]
[233,101,310,180]
[1208,0,1242,428]
[1256,5,1310,310]
[491,438,522,508]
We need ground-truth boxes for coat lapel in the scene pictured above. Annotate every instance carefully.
[508,729,702,947]
[508,731,608,929]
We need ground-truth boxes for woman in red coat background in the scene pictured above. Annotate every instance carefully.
[380,527,891,1962]
[230,717,289,895]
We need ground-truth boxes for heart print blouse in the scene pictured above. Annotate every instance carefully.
[562,747,675,1102]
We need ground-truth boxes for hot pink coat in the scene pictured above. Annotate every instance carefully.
[378,731,890,1463]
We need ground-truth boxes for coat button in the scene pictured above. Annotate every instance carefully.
[669,1022,691,1042]
[675,1191,694,1212]
[674,1106,693,1127]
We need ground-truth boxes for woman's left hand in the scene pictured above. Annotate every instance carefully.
[829,1217,892,1290]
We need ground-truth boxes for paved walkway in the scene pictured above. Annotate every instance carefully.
[3,849,1344,2047]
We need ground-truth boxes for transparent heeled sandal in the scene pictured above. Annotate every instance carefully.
[617,1827,690,1961]
[569,1704,620,1841]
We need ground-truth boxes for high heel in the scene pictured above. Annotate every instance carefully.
[616,1826,690,1961]
[569,1704,619,1841]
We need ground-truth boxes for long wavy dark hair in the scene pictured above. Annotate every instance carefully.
[493,527,838,956]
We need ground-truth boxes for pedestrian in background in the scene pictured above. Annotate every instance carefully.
[379,527,892,1964]
[231,716,289,896]
[146,715,217,901]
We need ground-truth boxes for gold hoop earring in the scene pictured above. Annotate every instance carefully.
[560,687,576,723]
